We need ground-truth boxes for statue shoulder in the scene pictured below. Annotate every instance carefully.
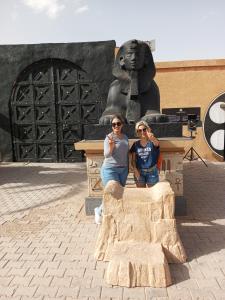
[109,79,121,89]
[108,79,122,96]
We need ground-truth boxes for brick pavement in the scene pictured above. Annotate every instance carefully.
[0,160,225,299]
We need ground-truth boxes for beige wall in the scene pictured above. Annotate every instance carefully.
[155,60,225,161]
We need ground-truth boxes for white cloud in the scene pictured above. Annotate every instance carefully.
[22,0,65,19]
[75,4,88,14]
[73,0,89,14]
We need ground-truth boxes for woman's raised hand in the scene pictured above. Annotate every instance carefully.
[147,130,159,147]
[107,134,115,146]
[147,130,154,141]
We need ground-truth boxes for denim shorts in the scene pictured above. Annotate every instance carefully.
[134,165,159,185]
[100,165,128,187]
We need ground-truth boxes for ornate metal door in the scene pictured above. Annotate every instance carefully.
[11,59,102,162]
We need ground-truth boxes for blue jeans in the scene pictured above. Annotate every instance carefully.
[100,165,128,187]
[134,165,159,185]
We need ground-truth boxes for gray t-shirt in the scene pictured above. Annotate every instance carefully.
[103,133,129,168]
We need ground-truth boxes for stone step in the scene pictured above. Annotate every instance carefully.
[106,241,172,287]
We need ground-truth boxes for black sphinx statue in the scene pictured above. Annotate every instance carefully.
[99,39,168,125]
[83,39,182,139]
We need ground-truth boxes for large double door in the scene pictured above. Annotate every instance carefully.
[11,59,101,162]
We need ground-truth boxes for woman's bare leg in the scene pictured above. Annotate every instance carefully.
[147,184,154,188]
[136,183,146,188]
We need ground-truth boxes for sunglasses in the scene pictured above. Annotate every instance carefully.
[137,128,147,133]
[112,122,122,127]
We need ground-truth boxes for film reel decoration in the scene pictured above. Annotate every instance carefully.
[203,93,225,158]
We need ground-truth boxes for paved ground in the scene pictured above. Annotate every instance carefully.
[0,160,225,299]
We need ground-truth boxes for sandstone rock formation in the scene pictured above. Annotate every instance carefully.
[94,180,187,287]
[106,241,172,287]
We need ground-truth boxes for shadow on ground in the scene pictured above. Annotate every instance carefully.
[171,161,225,283]
[0,162,87,216]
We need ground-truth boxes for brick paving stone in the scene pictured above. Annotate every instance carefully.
[84,269,104,279]
[5,261,24,269]
[41,261,61,269]
[215,277,225,289]
[176,278,199,289]
[49,247,67,255]
[71,276,92,289]
[36,254,56,261]
[0,285,17,296]
[65,297,88,300]
[211,290,225,300]
[7,268,28,276]
[33,248,50,254]
[188,269,205,279]
[64,267,85,278]
[200,267,224,278]
[167,287,192,300]
[151,298,169,300]
[123,287,145,300]
[1,247,19,254]
[35,286,58,297]
[14,286,37,297]
[10,276,33,286]
[26,267,47,277]
[45,268,66,277]
[19,254,38,261]
[101,287,123,299]
[23,261,42,269]
[0,296,21,300]
[21,297,43,300]
[196,278,220,289]
[29,275,53,287]
[3,253,22,261]
[50,276,72,287]
[16,247,35,255]
[57,286,79,297]
[145,287,168,298]
[0,276,14,286]
[0,268,11,276]
[0,260,8,268]
[91,276,112,288]
[81,260,96,270]
[54,254,80,262]
[190,288,216,299]
[79,287,101,298]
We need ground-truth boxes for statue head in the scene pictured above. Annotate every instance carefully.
[112,39,156,93]
[119,39,145,71]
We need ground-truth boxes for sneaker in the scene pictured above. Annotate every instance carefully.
[94,207,102,225]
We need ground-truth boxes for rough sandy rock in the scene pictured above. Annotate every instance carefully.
[95,180,187,287]
[106,241,172,287]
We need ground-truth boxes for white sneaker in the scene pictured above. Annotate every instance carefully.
[94,207,102,225]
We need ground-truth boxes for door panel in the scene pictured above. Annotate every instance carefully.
[11,58,102,162]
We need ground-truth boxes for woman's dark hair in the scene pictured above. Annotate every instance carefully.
[111,114,125,124]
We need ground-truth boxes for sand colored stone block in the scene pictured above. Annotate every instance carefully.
[106,241,172,287]
[95,180,187,287]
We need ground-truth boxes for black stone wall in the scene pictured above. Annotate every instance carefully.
[0,41,115,161]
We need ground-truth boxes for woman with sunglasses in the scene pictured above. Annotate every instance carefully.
[130,120,160,188]
[94,114,129,224]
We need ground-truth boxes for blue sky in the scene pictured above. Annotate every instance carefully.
[0,0,225,62]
